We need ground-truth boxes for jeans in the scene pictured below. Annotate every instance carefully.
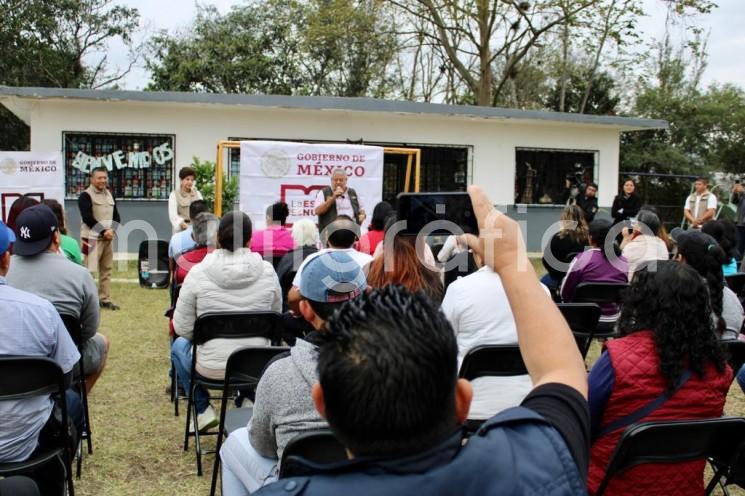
[171,337,210,414]
[221,425,278,495]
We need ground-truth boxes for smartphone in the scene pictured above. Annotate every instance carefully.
[397,192,479,236]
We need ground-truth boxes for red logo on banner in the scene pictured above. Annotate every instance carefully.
[280,184,326,225]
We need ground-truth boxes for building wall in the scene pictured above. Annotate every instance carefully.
[30,99,621,251]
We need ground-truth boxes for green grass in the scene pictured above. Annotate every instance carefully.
[73,259,745,495]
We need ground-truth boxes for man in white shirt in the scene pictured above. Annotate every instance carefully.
[684,177,717,229]
[440,236,533,420]
[314,169,366,236]
[288,216,372,313]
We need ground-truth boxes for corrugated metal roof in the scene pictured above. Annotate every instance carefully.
[0,85,668,130]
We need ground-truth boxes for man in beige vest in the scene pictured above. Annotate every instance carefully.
[683,177,717,230]
[78,166,121,310]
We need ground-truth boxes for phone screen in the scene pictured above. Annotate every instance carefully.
[397,192,479,236]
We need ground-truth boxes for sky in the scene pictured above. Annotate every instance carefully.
[99,0,745,91]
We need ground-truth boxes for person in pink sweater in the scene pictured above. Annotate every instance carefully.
[250,202,295,262]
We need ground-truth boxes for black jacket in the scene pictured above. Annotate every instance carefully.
[576,196,598,223]
[611,193,641,223]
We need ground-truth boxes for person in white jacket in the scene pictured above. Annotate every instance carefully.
[168,166,203,233]
[172,211,282,431]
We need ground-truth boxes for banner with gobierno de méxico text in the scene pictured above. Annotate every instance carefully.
[239,141,384,231]
[0,152,64,223]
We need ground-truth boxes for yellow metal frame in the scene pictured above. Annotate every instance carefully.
[214,140,421,216]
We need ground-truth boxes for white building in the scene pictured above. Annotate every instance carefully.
[0,86,667,251]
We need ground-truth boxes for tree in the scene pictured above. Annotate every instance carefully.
[546,68,620,115]
[146,0,397,98]
[0,0,140,150]
[620,26,745,176]
[386,0,602,107]
[146,2,304,94]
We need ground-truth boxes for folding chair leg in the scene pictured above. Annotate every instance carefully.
[64,453,76,496]
[173,362,180,417]
[705,463,728,496]
[210,454,220,496]
[76,440,82,479]
[183,384,194,451]
[81,388,93,455]
[192,393,203,476]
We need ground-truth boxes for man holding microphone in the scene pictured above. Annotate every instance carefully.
[315,169,366,236]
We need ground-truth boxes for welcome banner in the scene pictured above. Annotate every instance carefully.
[0,152,64,223]
[239,141,384,230]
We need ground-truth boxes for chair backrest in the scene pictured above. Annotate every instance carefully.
[722,339,745,374]
[59,313,84,346]
[0,356,64,401]
[596,417,745,496]
[223,346,290,389]
[556,303,602,335]
[279,430,347,479]
[726,273,745,298]
[571,282,628,305]
[138,239,171,288]
[457,345,527,381]
[193,312,282,346]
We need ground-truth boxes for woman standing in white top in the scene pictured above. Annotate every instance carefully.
[168,166,203,233]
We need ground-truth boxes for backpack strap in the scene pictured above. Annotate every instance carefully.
[595,369,692,440]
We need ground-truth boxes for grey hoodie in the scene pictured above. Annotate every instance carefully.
[249,337,328,460]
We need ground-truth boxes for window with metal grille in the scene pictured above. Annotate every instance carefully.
[515,147,598,205]
[63,132,175,200]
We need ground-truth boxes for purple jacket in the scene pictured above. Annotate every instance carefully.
[561,248,628,316]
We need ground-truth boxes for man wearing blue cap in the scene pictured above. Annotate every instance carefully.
[220,250,367,495]
[0,218,84,494]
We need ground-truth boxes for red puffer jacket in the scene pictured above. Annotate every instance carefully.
[588,331,732,495]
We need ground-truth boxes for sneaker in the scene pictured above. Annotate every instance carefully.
[100,301,120,310]
[196,405,219,433]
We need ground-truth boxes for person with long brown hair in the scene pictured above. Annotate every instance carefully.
[540,204,590,293]
[367,217,443,303]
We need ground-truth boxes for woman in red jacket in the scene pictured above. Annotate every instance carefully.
[587,260,732,495]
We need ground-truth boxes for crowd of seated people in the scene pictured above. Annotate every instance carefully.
[8,183,745,495]
[172,211,282,431]
[220,251,366,493]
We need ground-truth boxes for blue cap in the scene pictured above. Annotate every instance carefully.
[0,219,16,256]
[299,251,367,303]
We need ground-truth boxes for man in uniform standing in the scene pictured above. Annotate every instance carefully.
[314,169,366,236]
[78,166,121,310]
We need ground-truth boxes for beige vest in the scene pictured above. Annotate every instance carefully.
[175,188,199,221]
[81,184,115,240]
[687,191,711,226]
